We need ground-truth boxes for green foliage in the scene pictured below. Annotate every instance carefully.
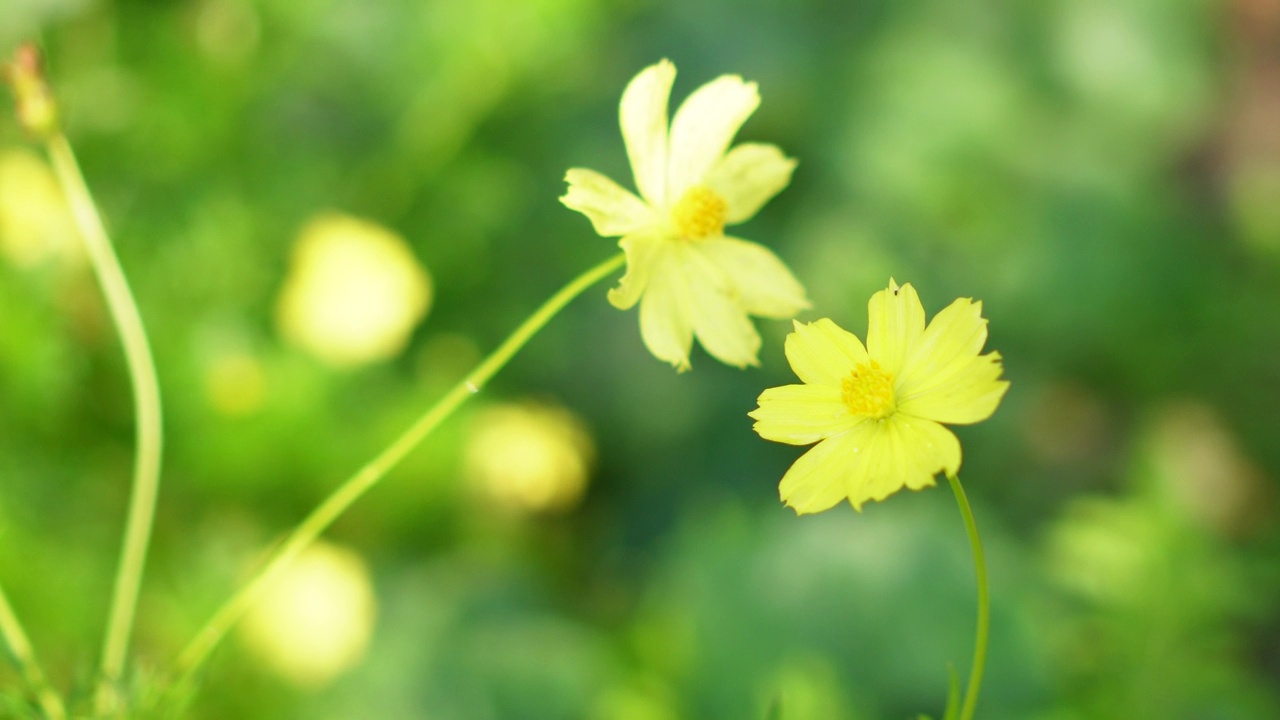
[2,0,1279,718]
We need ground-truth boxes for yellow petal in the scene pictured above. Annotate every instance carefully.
[839,415,959,510]
[896,297,1009,424]
[695,236,809,319]
[682,245,761,368]
[607,232,663,310]
[784,318,869,387]
[779,435,862,515]
[561,168,654,237]
[703,143,797,224]
[666,74,760,201]
[866,279,925,374]
[621,60,675,206]
[750,383,856,446]
[638,250,694,370]
[892,414,960,487]
[898,352,1009,425]
[899,297,988,385]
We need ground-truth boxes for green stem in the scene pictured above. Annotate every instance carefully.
[170,251,625,686]
[946,473,989,720]
[0,584,66,719]
[45,133,165,716]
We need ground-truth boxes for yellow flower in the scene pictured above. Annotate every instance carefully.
[275,212,432,368]
[464,401,595,514]
[239,541,376,688]
[750,280,1009,514]
[561,60,809,370]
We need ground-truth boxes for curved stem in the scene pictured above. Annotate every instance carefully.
[946,473,989,720]
[0,585,66,719]
[45,133,165,716]
[171,252,625,686]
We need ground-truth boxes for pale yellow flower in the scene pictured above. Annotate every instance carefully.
[275,213,432,368]
[750,280,1009,514]
[561,60,809,370]
[239,541,376,688]
[464,401,595,514]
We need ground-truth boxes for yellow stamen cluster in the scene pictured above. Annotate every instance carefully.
[841,361,896,419]
[671,185,727,241]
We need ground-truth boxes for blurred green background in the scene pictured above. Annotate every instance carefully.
[2,0,1280,718]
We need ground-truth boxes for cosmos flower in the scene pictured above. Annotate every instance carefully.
[561,59,808,370]
[275,213,432,368]
[750,280,1009,514]
[238,541,375,688]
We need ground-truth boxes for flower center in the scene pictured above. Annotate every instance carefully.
[841,361,896,419]
[671,185,728,240]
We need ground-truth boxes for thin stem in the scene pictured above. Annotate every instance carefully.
[0,584,66,719]
[45,133,165,716]
[170,251,626,686]
[946,473,989,720]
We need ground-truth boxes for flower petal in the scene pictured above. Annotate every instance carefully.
[866,280,926,375]
[896,297,1009,424]
[839,415,960,510]
[903,297,988,380]
[704,143,797,224]
[891,414,961,487]
[638,249,694,370]
[784,318,869,387]
[750,383,855,446]
[666,74,760,201]
[898,352,1010,424]
[561,168,655,237]
[621,60,675,206]
[607,232,664,310]
[779,434,862,515]
[695,236,809,319]
[682,245,761,368]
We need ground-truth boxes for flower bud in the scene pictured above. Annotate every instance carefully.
[3,43,60,140]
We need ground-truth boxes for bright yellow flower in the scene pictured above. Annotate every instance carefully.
[750,280,1009,514]
[561,60,809,370]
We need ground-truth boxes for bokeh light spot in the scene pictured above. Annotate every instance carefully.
[238,541,377,688]
[464,401,595,514]
[275,212,432,368]
[203,350,266,417]
[0,147,79,269]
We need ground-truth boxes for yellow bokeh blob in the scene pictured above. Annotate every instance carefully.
[465,402,595,514]
[238,541,376,688]
[275,213,432,368]
[0,147,79,268]
[203,350,267,417]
